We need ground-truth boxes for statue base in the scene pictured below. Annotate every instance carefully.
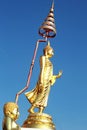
[21,128,43,130]
[22,113,56,130]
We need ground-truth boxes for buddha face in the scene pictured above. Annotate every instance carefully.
[47,49,54,58]
[11,107,20,120]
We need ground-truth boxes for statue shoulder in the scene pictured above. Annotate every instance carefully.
[40,56,46,63]
[40,55,46,59]
[3,116,21,130]
[3,116,11,130]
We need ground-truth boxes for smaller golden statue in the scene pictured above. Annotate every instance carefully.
[3,102,21,130]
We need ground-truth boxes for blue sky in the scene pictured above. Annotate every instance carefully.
[0,0,87,130]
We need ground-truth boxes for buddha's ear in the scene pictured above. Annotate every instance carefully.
[43,48,47,56]
[45,51,47,56]
[7,110,11,116]
[4,111,10,117]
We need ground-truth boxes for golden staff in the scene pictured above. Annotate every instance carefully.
[15,38,47,104]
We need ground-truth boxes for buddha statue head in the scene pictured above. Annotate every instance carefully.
[44,41,54,58]
[3,102,19,121]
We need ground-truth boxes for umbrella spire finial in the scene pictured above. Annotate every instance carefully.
[39,1,56,39]
[52,0,54,9]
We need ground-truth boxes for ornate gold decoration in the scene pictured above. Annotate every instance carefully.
[39,1,56,38]
[22,113,55,130]
[3,102,21,130]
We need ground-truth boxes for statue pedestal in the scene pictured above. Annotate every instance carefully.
[22,113,55,130]
[21,128,53,130]
[21,128,41,130]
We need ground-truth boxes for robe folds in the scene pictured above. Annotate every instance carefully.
[25,56,53,107]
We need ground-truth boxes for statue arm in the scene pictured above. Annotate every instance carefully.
[39,56,45,85]
[3,116,12,130]
[50,71,62,85]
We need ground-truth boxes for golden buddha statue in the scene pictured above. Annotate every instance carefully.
[3,102,21,130]
[25,41,62,114]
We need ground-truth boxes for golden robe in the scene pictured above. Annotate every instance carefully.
[25,55,53,107]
